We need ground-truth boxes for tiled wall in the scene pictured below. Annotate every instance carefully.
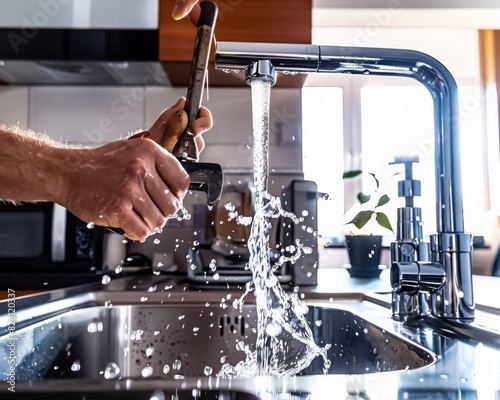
[0,85,304,270]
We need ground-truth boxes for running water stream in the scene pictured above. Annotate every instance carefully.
[219,77,330,378]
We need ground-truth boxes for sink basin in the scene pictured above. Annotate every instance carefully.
[3,387,260,400]
[0,293,434,381]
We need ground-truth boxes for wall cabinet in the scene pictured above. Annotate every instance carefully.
[159,0,312,87]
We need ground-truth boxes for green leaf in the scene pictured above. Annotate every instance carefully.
[342,170,362,179]
[357,192,371,204]
[375,212,393,232]
[347,210,373,230]
[375,194,390,208]
[368,172,380,189]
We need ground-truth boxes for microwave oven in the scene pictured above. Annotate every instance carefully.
[0,202,105,270]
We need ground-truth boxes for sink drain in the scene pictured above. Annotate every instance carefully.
[219,315,246,337]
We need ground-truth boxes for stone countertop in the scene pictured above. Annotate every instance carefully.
[313,268,500,309]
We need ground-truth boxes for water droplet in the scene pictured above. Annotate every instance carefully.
[162,365,170,375]
[204,366,213,376]
[103,362,120,380]
[131,329,144,341]
[145,347,154,357]
[71,360,81,372]
[265,274,278,288]
[141,365,154,378]
[178,315,185,320]
[149,390,166,400]
[87,222,95,229]
[235,341,245,351]
[315,320,322,327]
[101,275,111,285]
[140,296,148,302]
[265,321,282,337]
[172,359,182,371]
[87,320,103,333]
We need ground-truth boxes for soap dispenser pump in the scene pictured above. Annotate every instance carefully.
[389,156,430,264]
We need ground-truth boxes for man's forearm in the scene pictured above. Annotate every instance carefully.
[0,125,73,203]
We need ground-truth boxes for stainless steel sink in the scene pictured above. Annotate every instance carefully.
[0,387,260,400]
[3,277,500,398]
[0,288,435,381]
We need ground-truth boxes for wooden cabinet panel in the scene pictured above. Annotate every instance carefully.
[479,30,500,148]
[159,0,312,87]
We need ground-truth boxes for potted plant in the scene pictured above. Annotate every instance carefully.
[342,169,393,278]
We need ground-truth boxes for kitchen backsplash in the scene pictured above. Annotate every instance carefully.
[0,85,304,270]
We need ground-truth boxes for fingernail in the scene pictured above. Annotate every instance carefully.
[172,4,182,19]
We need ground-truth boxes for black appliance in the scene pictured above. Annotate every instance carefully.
[0,201,105,275]
[278,179,319,286]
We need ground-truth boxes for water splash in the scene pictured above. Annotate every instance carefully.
[218,78,330,378]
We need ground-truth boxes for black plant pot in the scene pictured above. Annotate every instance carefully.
[345,235,383,278]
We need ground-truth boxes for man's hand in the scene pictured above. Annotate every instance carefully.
[58,140,189,242]
[172,0,201,24]
[147,97,211,154]
[58,99,213,242]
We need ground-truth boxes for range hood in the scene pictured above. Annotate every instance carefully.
[0,29,169,85]
[0,0,169,86]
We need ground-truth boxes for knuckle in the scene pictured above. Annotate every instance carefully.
[127,157,148,178]
[178,173,191,192]
[164,197,181,218]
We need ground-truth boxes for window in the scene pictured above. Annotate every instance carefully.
[302,76,487,242]
[302,87,344,239]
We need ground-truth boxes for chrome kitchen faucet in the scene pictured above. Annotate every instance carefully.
[215,42,474,321]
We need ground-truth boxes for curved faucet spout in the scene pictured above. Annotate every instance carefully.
[216,42,463,234]
[215,41,474,320]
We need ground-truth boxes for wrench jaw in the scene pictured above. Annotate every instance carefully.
[181,160,224,208]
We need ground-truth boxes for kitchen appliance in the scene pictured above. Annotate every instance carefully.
[188,179,320,288]
[187,181,254,288]
[278,179,319,286]
[0,201,105,271]
[0,0,164,85]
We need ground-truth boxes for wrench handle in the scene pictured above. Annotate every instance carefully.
[172,1,218,161]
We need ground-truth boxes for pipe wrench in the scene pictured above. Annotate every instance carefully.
[169,0,223,208]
